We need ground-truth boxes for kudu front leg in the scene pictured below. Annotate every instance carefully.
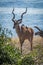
[30,37,33,51]
[20,41,24,54]
[20,43,23,54]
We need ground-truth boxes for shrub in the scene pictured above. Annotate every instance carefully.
[0,24,21,65]
[20,55,35,65]
[0,24,43,65]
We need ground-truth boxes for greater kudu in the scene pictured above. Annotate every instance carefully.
[12,8,34,54]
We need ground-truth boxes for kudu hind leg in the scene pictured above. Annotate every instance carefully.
[30,36,33,51]
[30,41,33,51]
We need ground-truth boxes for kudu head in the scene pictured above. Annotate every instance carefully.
[12,8,27,29]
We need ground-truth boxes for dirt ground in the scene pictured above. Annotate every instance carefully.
[11,36,43,54]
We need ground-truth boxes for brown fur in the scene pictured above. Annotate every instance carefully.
[14,25,34,54]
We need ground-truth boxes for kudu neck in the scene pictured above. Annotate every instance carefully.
[15,25,21,37]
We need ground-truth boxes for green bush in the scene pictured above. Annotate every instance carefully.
[34,45,43,65]
[20,55,35,65]
[0,24,21,65]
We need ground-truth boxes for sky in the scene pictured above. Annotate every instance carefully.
[0,0,43,37]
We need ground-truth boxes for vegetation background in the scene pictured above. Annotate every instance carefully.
[0,0,43,65]
[0,24,43,65]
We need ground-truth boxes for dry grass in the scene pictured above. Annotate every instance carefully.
[11,36,43,54]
